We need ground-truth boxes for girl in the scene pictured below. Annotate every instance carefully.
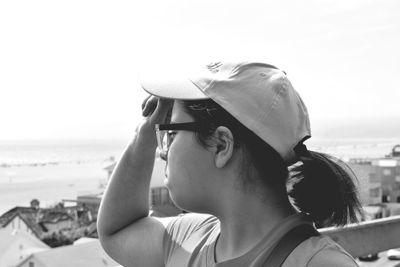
[97,61,362,266]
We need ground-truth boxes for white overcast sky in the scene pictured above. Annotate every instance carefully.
[0,0,399,141]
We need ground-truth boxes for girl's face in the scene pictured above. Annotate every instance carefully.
[164,101,217,212]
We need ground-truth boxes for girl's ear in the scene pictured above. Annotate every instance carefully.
[213,126,234,168]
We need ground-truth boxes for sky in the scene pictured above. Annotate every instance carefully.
[0,0,399,141]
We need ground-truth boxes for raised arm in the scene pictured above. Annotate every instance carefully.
[97,97,174,267]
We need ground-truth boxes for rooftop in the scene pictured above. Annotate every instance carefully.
[16,239,119,267]
[0,228,49,256]
[0,206,76,237]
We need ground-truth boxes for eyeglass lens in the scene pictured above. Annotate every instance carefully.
[157,130,171,152]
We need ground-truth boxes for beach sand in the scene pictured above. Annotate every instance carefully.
[0,162,107,215]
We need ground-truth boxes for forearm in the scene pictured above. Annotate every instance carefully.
[97,121,157,237]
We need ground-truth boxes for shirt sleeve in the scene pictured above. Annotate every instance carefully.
[306,246,359,267]
[162,213,217,265]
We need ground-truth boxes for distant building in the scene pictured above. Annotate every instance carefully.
[348,161,382,206]
[362,206,384,220]
[40,211,75,237]
[0,205,96,248]
[371,157,400,203]
[63,192,103,222]
[16,239,119,267]
[0,207,77,239]
[0,207,49,239]
[384,202,400,217]
[391,144,400,157]
[0,228,49,267]
[349,145,400,205]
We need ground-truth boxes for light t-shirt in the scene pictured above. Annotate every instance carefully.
[162,212,358,267]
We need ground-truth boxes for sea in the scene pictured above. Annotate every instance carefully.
[0,139,127,214]
[307,137,400,161]
[1,137,399,167]
[0,139,127,167]
[0,137,399,214]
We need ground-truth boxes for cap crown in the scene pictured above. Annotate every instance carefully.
[189,62,311,164]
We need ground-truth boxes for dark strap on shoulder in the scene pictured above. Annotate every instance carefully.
[262,224,320,267]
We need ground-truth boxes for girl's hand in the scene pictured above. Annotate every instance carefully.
[141,95,173,125]
[135,95,173,138]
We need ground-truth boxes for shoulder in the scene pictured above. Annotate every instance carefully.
[284,235,359,267]
[164,213,218,246]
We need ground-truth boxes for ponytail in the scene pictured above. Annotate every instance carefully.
[288,149,363,227]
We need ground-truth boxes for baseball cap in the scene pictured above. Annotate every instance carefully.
[141,61,311,165]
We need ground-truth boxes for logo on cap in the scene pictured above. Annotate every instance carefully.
[206,62,222,73]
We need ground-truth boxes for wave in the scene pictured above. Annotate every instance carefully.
[0,156,116,168]
[0,139,124,168]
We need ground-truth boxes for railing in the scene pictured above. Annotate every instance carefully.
[320,215,400,257]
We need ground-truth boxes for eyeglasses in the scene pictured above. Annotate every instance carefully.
[155,122,205,159]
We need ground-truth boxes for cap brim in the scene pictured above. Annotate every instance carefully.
[140,70,208,100]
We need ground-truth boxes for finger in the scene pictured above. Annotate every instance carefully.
[152,98,174,121]
[141,95,151,110]
[142,96,158,117]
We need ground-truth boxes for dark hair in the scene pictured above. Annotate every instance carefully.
[181,99,363,227]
